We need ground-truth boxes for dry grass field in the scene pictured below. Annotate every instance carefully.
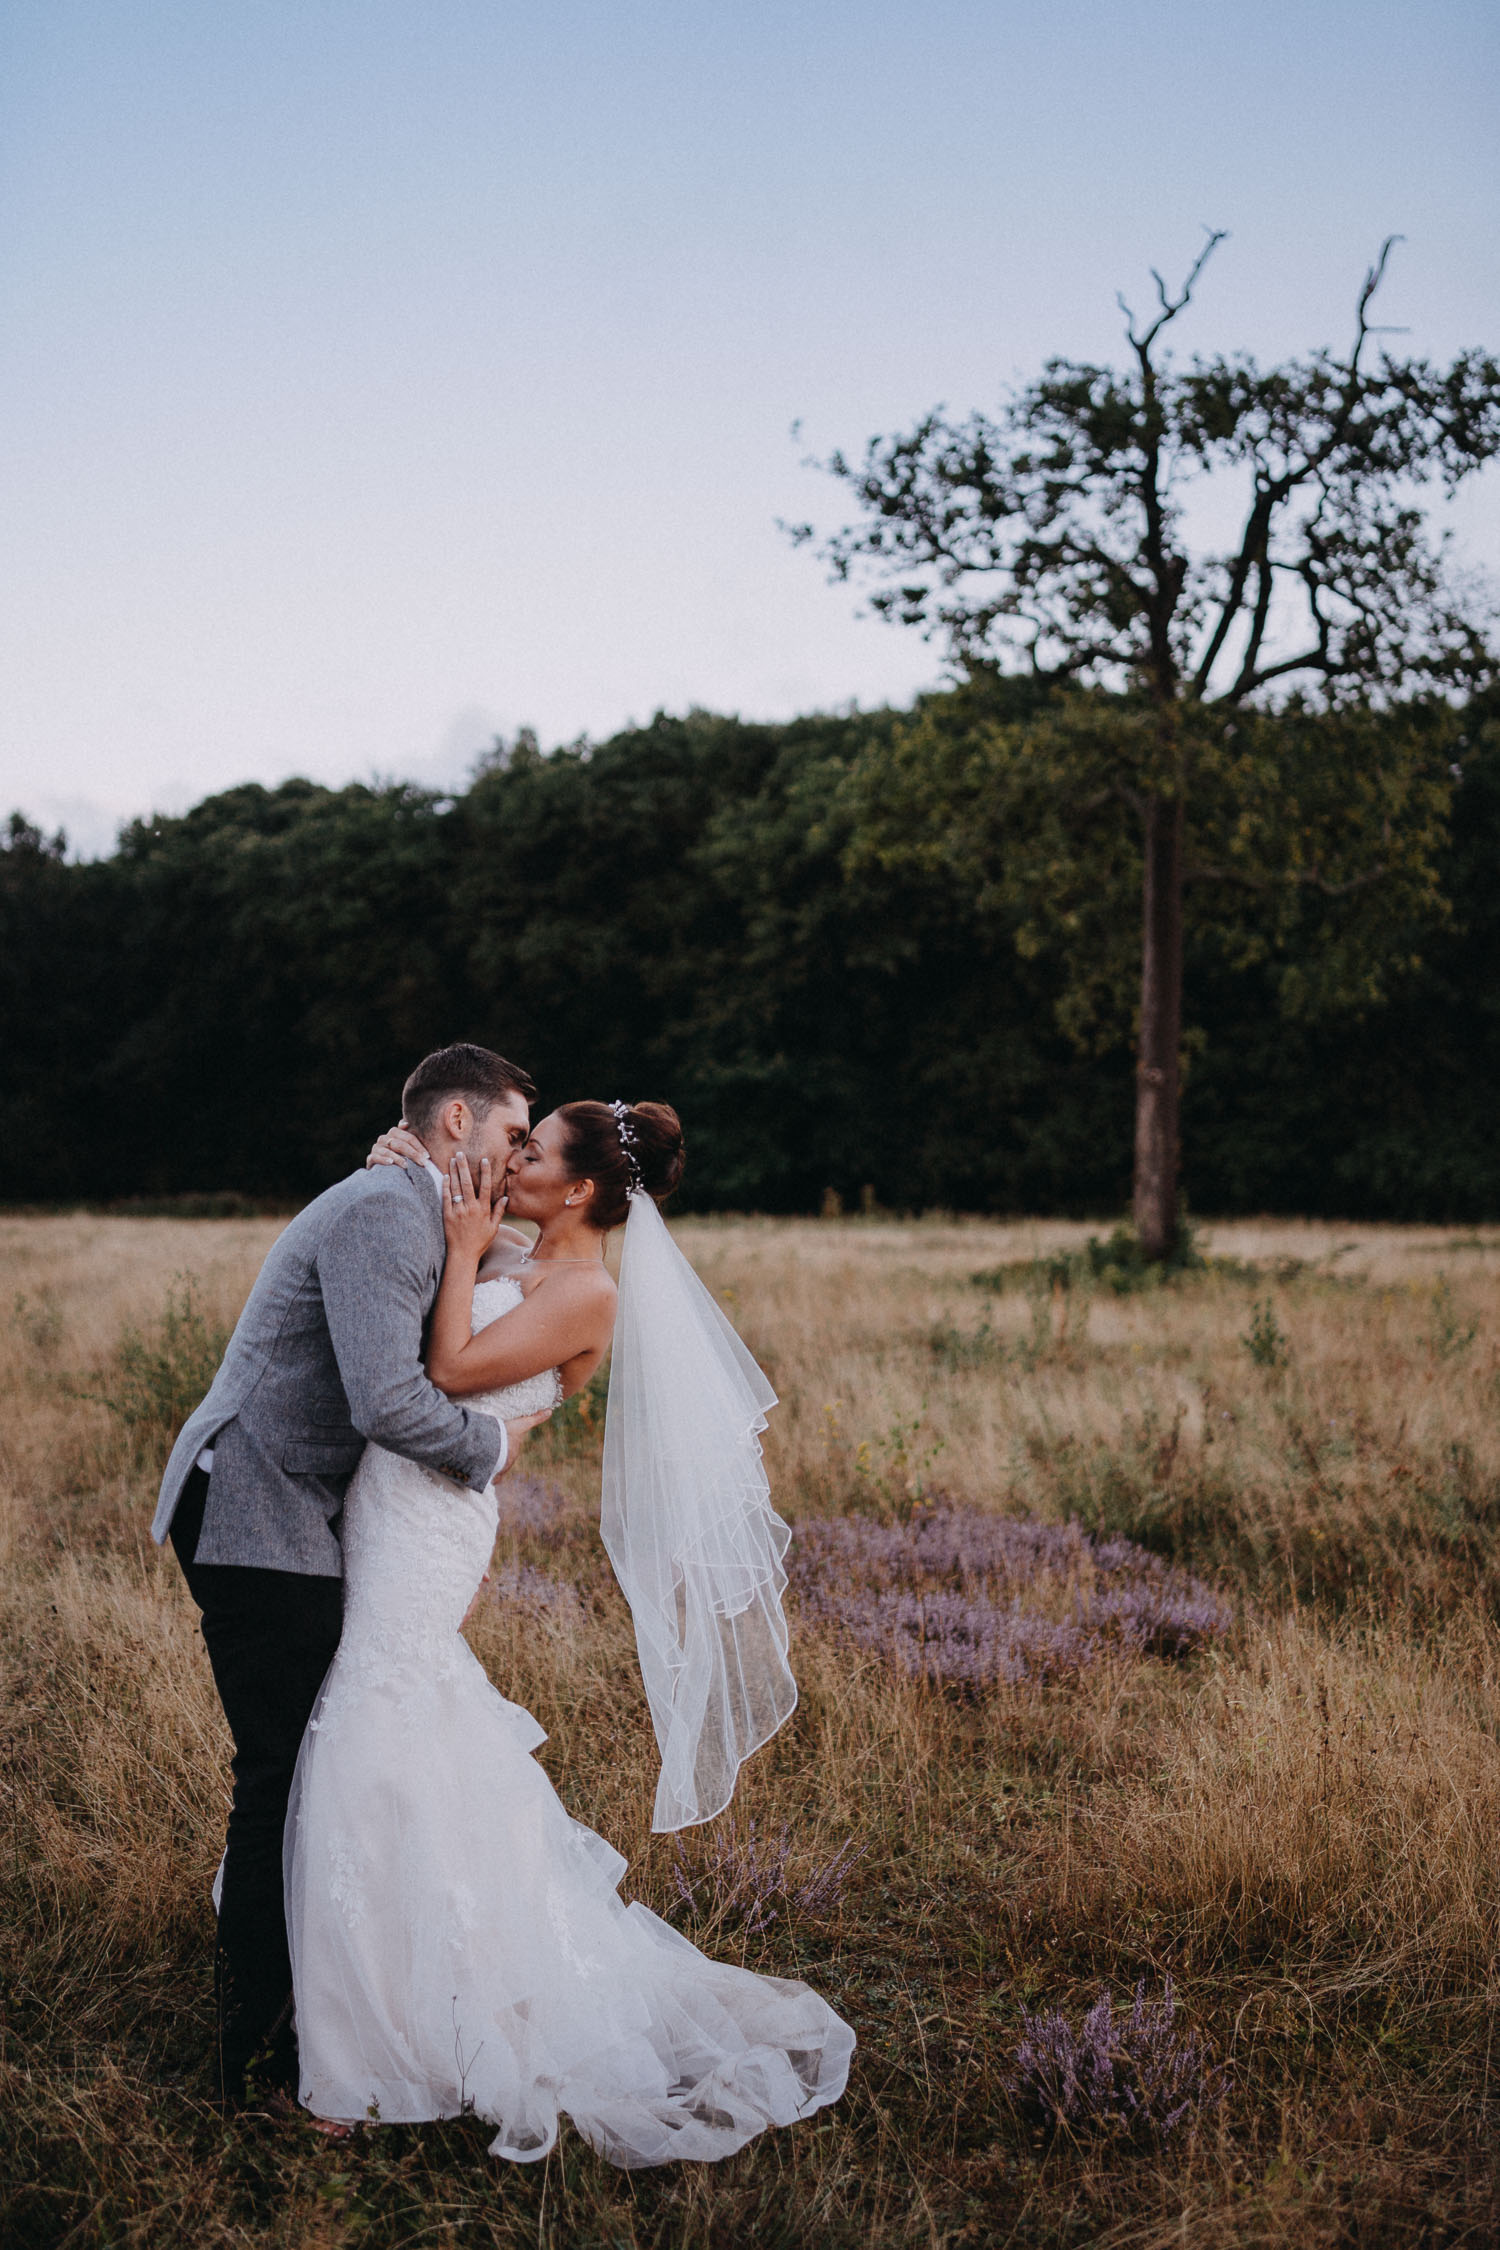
[5,1208,1500,2246]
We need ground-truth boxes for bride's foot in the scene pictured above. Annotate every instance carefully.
[307,2116,357,2140]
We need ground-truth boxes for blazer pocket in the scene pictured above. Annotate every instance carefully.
[283,1441,364,1476]
[310,1394,352,1427]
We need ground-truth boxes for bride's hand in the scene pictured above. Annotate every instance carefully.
[366,1122,429,1169]
[443,1152,503,1262]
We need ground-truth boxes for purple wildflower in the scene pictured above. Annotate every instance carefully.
[494,1475,571,1545]
[788,1505,1230,1687]
[794,1582,1097,1686]
[670,1820,866,1935]
[1088,1577,1234,1657]
[1007,1979,1229,2141]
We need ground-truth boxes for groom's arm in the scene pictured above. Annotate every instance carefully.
[318,1194,506,1491]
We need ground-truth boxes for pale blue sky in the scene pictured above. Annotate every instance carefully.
[3,0,1496,855]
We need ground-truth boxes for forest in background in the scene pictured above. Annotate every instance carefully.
[4,678,1499,1218]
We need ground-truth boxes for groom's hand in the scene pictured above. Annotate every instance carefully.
[500,1408,552,1473]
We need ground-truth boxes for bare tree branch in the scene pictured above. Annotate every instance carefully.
[1119,227,1228,355]
[1352,236,1404,371]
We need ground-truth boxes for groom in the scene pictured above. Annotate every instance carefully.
[153,1042,547,2110]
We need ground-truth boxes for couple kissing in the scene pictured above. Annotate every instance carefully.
[154,1041,853,2166]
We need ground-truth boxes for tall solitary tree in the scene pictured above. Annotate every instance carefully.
[792,237,1500,1254]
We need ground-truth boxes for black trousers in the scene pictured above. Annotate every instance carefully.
[170,1470,343,2106]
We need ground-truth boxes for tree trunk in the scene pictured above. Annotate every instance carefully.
[1133,789,1184,1261]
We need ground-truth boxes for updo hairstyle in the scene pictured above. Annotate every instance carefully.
[556,1100,685,1229]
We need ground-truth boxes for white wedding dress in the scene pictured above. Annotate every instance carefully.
[284,1276,854,2166]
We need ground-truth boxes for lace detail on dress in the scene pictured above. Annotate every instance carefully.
[327,1278,562,1695]
[467,1278,565,1423]
[325,1838,369,1931]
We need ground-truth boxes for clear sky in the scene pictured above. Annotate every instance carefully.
[3,0,1496,856]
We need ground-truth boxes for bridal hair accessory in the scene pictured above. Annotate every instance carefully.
[608,1099,644,1194]
[601,1191,797,1830]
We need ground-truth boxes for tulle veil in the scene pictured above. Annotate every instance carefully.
[600,1191,797,1831]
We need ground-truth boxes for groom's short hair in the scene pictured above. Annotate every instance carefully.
[402,1044,536,1135]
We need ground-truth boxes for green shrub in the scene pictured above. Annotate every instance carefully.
[972,1216,1206,1303]
[540,1360,611,1460]
[1427,1275,1479,1359]
[82,1276,229,1465]
[1242,1298,1290,1370]
[928,1311,1002,1370]
[1072,1217,1206,1296]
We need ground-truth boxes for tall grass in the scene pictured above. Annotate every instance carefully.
[3,1209,1500,2245]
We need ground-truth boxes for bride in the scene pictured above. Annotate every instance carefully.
[283,1098,854,2165]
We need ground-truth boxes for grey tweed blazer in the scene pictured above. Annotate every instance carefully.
[152,1161,505,1575]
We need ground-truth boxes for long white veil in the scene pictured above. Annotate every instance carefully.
[600,1192,797,1831]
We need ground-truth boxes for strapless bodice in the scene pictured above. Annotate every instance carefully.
[466,1277,564,1421]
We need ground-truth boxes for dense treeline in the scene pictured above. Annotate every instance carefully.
[5,685,1498,1216]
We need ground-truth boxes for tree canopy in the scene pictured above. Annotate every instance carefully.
[4,688,1500,1219]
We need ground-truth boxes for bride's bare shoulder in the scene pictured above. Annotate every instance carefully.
[549,1260,615,1296]
[520,1260,616,1313]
